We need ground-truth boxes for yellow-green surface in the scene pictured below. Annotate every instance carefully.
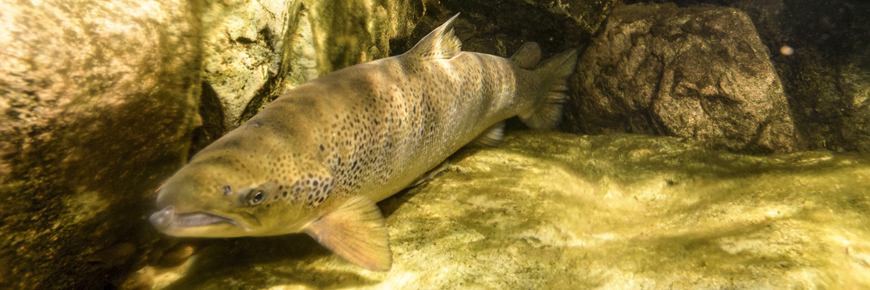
[155,132,870,289]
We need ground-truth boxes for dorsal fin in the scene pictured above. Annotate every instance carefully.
[402,13,462,60]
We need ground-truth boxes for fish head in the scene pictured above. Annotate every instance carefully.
[150,149,316,238]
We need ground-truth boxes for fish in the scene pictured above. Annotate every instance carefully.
[149,13,577,271]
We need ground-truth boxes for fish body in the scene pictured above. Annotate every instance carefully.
[150,14,577,271]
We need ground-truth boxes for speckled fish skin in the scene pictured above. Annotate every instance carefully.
[150,14,577,269]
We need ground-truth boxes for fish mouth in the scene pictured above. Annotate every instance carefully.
[174,212,236,227]
[150,205,237,230]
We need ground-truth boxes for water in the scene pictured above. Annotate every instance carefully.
[1,0,868,289]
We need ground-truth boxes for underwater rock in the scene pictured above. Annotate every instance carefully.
[158,244,197,268]
[0,0,201,289]
[743,0,870,153]
[199,0,422,134]
[563,3,799,154]
[151,131,870,289]
[622,0,870,153]
[837,58,870,152]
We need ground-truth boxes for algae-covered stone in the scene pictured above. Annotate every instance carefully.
[154,132,870,289]
[0,1,201,289]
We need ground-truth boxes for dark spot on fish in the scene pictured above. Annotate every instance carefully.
[283,191,288,197]
[278,185,283,190]
[319,144,324,151]
[313,180,319,186]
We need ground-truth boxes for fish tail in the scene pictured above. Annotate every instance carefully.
[519,49,578,130]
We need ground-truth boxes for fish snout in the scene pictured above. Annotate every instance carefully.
[150,205,176,231]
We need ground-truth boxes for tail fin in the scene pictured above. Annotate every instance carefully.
[518,49,578,130]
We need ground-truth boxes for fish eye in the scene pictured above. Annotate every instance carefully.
[249,189,266,205]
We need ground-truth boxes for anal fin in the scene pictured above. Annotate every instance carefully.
[304,196,392,271]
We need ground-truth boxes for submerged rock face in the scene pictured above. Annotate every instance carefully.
[564,3,800,154]
[155,132,870,289]
[198,0,423,137]
[0,1,201,289]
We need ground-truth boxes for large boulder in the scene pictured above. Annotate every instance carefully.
[146,132,870,289]
[564,3,800,154]
[0,1,202,289]
[620,0,870,153]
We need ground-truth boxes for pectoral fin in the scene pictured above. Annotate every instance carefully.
[409,160,450,187]
[469,121,506,147]
[304,196,392,271]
